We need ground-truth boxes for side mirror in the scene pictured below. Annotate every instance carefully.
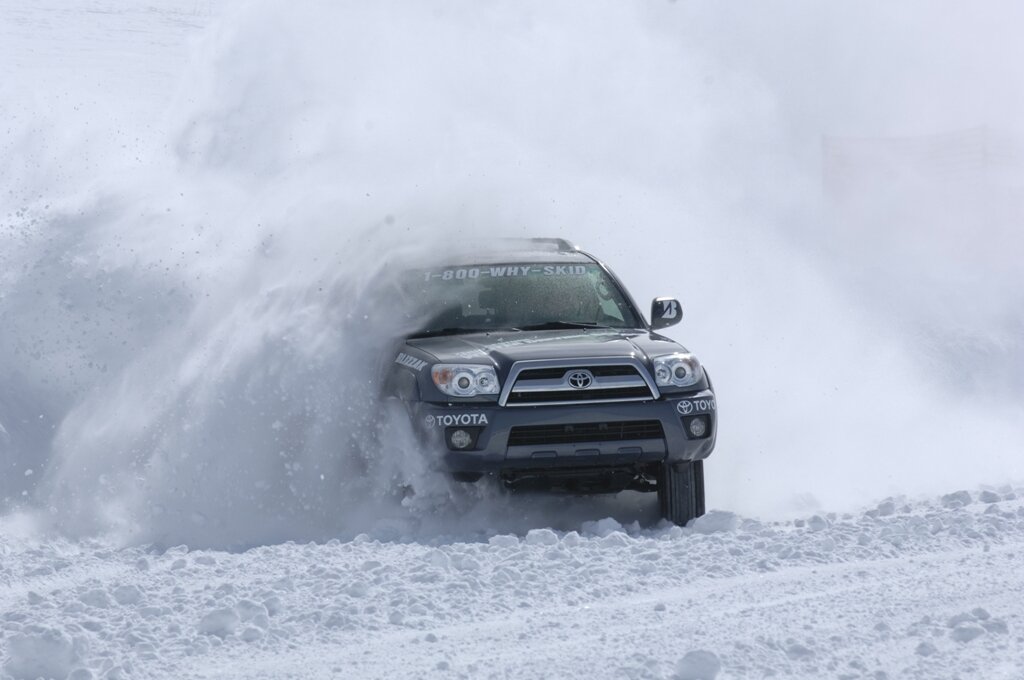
[650,297,682,330]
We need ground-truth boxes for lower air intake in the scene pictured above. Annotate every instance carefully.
[507,420,664,447]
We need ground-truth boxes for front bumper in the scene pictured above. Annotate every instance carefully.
[411,391,717,473]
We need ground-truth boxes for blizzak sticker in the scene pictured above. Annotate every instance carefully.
[676,398,716,415]
[395,353,428,371]
[424,413,490,427]
[421,264,588,282]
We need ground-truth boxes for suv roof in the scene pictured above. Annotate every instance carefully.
[394,237,598,267]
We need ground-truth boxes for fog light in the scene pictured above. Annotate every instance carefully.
[687,416,708,438]
[449,429,473,449]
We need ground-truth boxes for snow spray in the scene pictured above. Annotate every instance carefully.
[1,1,1022,547]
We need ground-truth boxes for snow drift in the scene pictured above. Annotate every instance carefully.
[3,487,1023,679]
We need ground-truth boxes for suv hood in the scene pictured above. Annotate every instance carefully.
[406,328,687,370]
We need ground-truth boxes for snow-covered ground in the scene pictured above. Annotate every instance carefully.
[3,1,1024,678]
[4,490,1024,679]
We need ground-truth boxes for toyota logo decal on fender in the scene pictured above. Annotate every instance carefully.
[566,370,594,389]
[676,398,716,415]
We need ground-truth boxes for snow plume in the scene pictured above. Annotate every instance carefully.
[0,3,500,546]
[37,219,448,548]
[2,1,1024,544]
[2,168,472,547]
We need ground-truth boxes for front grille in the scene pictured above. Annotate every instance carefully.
[503,361,656,406]
[507,420,664,446]
[516,365,638,381]
[505,386,652,404]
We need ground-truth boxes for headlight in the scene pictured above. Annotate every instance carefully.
[431,364,501,397]
[652,353,703,388]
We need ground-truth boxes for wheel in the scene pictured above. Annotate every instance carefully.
[373,397,423,496]
[377,397,485,512]
[657,460,705,526]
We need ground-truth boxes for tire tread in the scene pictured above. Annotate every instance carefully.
[658,460,705,526]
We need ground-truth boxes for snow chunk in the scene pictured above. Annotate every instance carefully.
[345,581,371,597]
[982,619,1009,635]
[79,589,112,609]
[876,500,896,516]
[198,608,240,637]
[112,585,143,606]
[488,534,519,548]
[4,628,79,680]
[979,490,1001,504]
[691,511,740,534]
[915,641,937,657]
[262,595,283,616]
[584,517,624,537]
[675,650,721,680]
[426,549,450,569]
[103,665,129,679]
[947,612,975,628]
[140,606,169,619]
[562,531,581,547]
[941,490,972,508]
[234,599,268,621]
[450,554,481,571]
[599,531,630,547]
[271,577,295,592]
[525,529,559,546]
[241,627,263,643]
[807,515,830,532]
[950,623,985,643]
[785,642,814,660]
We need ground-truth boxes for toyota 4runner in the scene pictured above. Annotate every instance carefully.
[383,238,716,526]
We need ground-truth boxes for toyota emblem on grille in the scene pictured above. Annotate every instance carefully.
[566,370,595,389]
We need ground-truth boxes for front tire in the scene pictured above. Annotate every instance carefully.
[658,460,705,526]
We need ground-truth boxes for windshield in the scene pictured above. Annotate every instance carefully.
[403,263,642,336]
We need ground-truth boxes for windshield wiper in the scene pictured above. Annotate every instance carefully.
[514,321,610,331]
[408,326,508,338]
[410,321,610,337]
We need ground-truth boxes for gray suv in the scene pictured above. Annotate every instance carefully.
[383,238,716,525]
